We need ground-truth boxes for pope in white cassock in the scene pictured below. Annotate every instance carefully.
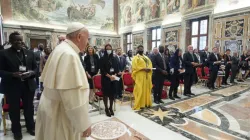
[35,22,91,140]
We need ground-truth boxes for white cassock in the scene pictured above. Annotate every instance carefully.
[35,39,90,140]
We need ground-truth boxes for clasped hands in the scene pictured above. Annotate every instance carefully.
[141,68,151,73]
[191,62,200,67]
[214,61,221,65]
[12,71,33,79]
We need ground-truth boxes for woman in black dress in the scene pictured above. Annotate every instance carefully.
[84,45,100,103]
[100,44,119,117]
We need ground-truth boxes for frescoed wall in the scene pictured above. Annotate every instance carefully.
[119,0,170,27]
[11,0,114,31]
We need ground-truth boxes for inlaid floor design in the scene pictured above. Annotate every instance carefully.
[137,84,250,140]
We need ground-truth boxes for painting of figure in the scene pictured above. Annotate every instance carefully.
[12,0,114,31]
[167,0,180,14]
[187,0,205,9]
[148,0,161,19]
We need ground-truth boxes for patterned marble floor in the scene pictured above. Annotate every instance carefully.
[1,83,250,140]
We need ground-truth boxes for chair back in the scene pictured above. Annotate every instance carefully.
[122,73,133,86]
[196,67,202,78]
[93,75,102,90]
[204,67,209,76]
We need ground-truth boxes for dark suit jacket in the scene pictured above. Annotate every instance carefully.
[200,51,210,64]
[0,48,37,94]
[84,54,100,75]
[152,53,168,75]
[183,52,199,74]
[223,54,232,69]
[208,53,221,71]
[231,56,239,71]
[117,55,127,72]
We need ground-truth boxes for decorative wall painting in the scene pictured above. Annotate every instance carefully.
[165,30,178,43]
[167,0,180,14]
[225,19,244,37]
[188,0,205,9]
[225,40,242,55]
[133,34,143,48]
[11,0,114,31]
[119,0,165,27]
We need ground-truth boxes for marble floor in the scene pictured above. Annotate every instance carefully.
[1,82,250,140]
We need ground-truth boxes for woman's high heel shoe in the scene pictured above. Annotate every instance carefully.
[105,109,111,117]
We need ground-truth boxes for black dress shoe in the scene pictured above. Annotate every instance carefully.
[169,97,175,100]
[184,94,191,97]
[109,108,114,116]
[14,133,23,140]
[173,95,181,99]
[189,93,195,96]
[27,129,35,136]
[159,100,164,103]
[105,109,111,117]
[154,101,160,104]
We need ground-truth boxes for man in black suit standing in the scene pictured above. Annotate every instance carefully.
[222,49,232,85]
[152,46,168,104]
[208,47,221,89]
[200,46,210,76]
[115,48,127,99]
[0,32,36,140]
[183,45,199,97]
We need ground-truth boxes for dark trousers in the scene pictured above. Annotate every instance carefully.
[222,67,230,84]
[6,82,35,134]
[115,78,123,98]
[230,69,238,83]
[169,72,179,97]
[153,74,165,101]
[184,73,194,95]
[208,70,218,88]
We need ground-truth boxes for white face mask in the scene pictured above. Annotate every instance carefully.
[107,50,112,55]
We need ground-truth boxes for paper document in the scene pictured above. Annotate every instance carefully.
[112,75,120,81]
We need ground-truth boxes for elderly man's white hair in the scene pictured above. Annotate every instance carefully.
[66,22,88,39]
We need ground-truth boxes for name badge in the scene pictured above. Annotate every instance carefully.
[110,68,114,73]
[19,65,26,72]
[91,66,95,69]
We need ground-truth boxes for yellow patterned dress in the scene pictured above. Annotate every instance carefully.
[132,54,153,110]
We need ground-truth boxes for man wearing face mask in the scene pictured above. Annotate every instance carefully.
[183,45,199,97]
[151,45,168,104]
[0,32,37,140]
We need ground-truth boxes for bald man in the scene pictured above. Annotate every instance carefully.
[35,23,91,140]
[183,45,199,97]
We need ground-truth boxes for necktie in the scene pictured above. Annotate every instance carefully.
[191,53,194,61]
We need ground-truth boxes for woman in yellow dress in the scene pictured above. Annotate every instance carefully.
[132,45,153,110]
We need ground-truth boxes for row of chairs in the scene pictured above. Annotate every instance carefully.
[92,73,184,114]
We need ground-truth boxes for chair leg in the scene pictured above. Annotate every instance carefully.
[98,98,101,114]
[2,112,7,135]
[130,94,132,108]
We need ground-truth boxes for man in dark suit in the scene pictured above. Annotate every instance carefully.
[222,49,232,85]
[200,46,210,76]
[230,51,239,84]
[208,47,221,89]
[0,32,36,140]
[115,48,127,99]
[183,45,199,97]
[152,46,168,104]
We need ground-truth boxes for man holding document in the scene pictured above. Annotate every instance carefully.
[0,32,36,140]
[132,45,153,110]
